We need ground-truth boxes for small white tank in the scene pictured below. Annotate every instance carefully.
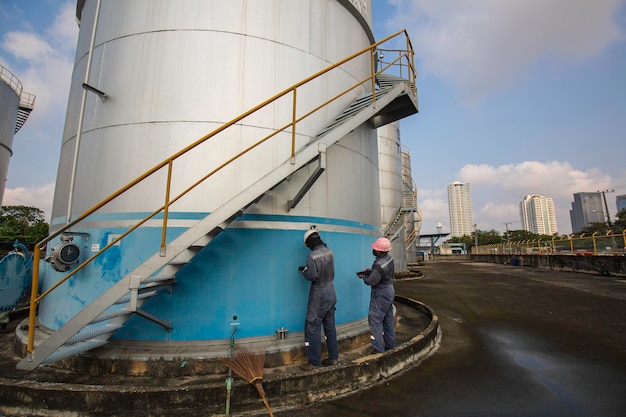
[41,0,383,346]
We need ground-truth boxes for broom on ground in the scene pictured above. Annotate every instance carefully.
[221,347,274,417]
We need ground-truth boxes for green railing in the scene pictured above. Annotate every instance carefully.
[24,29,418,355]
[474,230,626,256]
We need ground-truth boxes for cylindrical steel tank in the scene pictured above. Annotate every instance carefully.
[377,121,407,271]
[401,146,420,264]
[0,65,22,205]
[41,0,381,347]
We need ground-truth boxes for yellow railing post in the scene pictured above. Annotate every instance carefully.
[26,245,40,356]
[160,160,174,256]
[370,49,377,105]
[291,87,297,163]
[592,231,598,255]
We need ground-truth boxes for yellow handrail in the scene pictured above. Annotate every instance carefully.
[25,29,417,354]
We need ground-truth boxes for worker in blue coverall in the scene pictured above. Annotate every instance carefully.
[357,237,396,353]
[298,229,339,370]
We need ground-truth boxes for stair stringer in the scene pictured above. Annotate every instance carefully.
[17,80,410,371]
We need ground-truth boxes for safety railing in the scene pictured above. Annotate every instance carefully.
[25,29,417,354]
[0,64,23,97]
[19,92,36,109]
[474,230,626,256]
[0,64,35,110]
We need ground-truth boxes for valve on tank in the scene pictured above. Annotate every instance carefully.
[47,235,81,272]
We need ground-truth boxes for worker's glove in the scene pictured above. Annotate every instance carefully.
[298,266,306,272]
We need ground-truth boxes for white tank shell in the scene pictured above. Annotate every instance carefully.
[41,0,384,344]
[0,69,20,205]
[52,0,376,223]
[377,121,407,271]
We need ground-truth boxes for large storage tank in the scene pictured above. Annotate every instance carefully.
[401,146,420,264]
[377,121,407,271]
[0,73,19,206]
[40,0,382,349]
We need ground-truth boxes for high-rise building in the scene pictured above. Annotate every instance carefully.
[519,194,558,235]
[447,181,474,237]
[617,194,626,216]
[569,192,606,233]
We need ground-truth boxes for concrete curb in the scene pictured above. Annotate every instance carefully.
[0,296,439,416]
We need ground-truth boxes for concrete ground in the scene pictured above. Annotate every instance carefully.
[278,261,626,417]
[2,260,626,416]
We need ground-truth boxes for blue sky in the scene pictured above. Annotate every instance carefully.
[1,0,625,235]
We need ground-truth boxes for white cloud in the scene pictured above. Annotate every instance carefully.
[2,182,55,221]
[1,31,53,62]
[48,1,79,51]
[386,0,626,103]
[417,160,619,235]
[2,1,77,132]
[0,1,77,222]
[458,161,612,200]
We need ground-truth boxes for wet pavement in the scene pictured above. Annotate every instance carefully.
[276,261,626,417]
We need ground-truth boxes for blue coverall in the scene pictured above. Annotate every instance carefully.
[302,244,339,366]
[363,253,396,352]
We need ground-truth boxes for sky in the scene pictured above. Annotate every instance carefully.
[1,0,625,236]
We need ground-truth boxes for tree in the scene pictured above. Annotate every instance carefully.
[480,229,504,245]
[580,222,609,234]
[580,211,626,234]
[612,209,626,231]
[446,228,504,251]
[447,234,475,251]
[0,205,49,243]
[504,229,554,242]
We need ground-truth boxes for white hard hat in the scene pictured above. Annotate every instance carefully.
[303,229,319,245]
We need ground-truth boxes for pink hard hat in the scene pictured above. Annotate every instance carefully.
[372,237,392,252]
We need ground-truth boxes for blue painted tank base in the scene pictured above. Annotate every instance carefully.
[75,316,370,364]
[38,214,380,343]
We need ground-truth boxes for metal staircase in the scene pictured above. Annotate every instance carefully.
[15,93,36,133]
[384,173,419,242]
[17,71,417,370]
[0,64,36,134]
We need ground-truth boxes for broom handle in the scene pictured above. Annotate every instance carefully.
[254,382,274,417]
[261,396,274,417]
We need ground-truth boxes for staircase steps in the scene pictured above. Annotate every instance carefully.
[15,93,35,133]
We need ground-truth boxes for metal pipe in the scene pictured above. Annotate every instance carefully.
[67,0,102,224]
[225,325,237,415]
